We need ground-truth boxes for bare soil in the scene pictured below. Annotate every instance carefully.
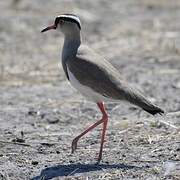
[0,0,180,179]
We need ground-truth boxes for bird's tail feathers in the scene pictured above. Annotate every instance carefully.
[142,105,164,115]
[125,88,164,116]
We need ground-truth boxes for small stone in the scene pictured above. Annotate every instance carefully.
[32,161,39,165]
[46,118,59,124]
[40,142,55,147]
[28,109,37,116]
[12,138,25,143]
[105,161,109,164]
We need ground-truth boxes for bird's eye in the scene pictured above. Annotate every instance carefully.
[55,18,64,27]
[59,20,64,25]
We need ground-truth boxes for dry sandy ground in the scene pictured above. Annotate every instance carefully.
[0,0,180,179]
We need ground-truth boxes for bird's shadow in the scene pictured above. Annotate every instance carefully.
[31,162,143,180]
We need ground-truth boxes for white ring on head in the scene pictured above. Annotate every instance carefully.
[57,14,81,28]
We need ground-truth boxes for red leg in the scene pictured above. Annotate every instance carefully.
[97,102,108,162]
[71,118,103,153]
[71,102,108,163]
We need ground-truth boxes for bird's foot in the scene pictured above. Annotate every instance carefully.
[71,138,78,153]
[95,153,102,164]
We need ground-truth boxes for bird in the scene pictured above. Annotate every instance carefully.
[41,14,164,162]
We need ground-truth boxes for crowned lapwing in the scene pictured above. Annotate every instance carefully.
[41,14,164,162]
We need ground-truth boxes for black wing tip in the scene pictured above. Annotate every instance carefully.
[143,107,165,116]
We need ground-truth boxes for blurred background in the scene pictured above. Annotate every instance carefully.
[0,0,180,179]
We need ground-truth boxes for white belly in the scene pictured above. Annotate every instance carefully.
[67,66,110,102]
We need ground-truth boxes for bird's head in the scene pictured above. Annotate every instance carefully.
[41,14,81,35]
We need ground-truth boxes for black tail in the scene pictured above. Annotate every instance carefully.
[124,87,165,116]
[143,106,164,115]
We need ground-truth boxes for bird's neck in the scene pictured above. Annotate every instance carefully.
[62,32,81,61]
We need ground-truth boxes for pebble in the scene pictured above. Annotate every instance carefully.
[31,161,39,165]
